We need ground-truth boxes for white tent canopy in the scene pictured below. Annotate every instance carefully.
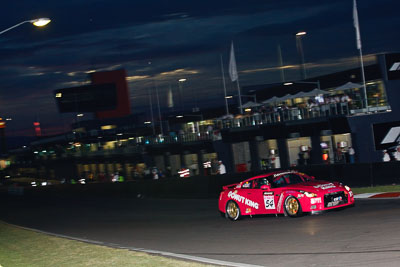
[277,94,292,102]
[302,88,330,97]
[262,88,329,104]
[291,91,306,98]
[262,96,279,104]
[333,82,362,91]
[241,101,262,108]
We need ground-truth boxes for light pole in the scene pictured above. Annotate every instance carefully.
[0,18,51,35]
[295,31,307,79]
[0,18,51,153]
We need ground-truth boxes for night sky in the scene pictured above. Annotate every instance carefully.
[0,0,399,139]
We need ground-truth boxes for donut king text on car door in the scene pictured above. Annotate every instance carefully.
[227,191,259,209]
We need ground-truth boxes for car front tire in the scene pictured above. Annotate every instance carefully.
[225,200,241,221]
[284,196,303,217]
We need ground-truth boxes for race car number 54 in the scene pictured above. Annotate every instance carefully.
[264,195,275,209]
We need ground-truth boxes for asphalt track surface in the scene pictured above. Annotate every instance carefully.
[1,194,400,267]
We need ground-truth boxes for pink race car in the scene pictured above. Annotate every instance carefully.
[219,170,354,221]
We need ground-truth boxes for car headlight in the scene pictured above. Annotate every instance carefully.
[304,192,317,197]
[344,185,351,192]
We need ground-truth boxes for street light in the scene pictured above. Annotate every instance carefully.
[0,18,51,35]
[295,31,307,79]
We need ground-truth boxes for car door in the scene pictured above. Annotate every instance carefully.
[240,179,264,215]
[251,177,280,214]
[269,174,290,214]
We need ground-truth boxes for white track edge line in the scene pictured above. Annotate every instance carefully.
[3,221,264,267]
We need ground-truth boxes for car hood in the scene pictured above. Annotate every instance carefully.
[284,181,344,193]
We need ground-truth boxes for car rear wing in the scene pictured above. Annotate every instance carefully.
[223,183,239,190]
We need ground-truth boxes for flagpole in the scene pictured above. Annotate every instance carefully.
[236,77,243,114]
[167,85,174,110]
[148,87,155,135]
[229,41,243,114]
[154,82,164,135]
[353,0,368,110]
[277,44,285,82]
[358,45,368,110]
[220,54,229,115]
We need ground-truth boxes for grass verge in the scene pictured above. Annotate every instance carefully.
[352,184,400,194]
[0,221,212,267]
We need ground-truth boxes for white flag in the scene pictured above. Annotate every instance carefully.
[229,42,238,82]
[167,86,174,108]
[353,0,362,50]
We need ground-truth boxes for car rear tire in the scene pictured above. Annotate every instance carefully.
[284,196,302,217]
[225,200,241,221]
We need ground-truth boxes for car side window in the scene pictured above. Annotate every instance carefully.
[272,175,287,187]
[242,180,253,189]
[286,174,304,184]
[252,178,269,189]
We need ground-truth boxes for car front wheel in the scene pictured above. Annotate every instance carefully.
[284,196,303,217]
[225,200,241,221]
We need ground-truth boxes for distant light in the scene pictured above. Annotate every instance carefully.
[176,115,183,118]
[55,93,62,98]
[116,133,123,136]
[5,118,12,121]
[77,113,84,117]
[101,125,116,130]
[296,31,307,36]
[34,151,39,154]
[245,108,252,112]
[41,182,47,186]
[178,78,187,82]
[31,18,51,27]
[225,95,233,99]
[144,121,152,124]
[284,82,294,86]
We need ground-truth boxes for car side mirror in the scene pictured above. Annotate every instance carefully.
[260,184,271,190]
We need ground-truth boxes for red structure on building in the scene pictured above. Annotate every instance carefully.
[90,69,131,119]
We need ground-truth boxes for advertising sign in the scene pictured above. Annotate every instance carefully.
[373,120,400,150]
[385,53,400,80]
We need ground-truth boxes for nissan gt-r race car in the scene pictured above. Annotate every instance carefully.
[219,170,354,221]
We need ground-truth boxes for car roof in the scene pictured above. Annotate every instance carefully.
[243,170,301,182]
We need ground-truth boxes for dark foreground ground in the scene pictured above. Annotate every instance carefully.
[1,193,400,267]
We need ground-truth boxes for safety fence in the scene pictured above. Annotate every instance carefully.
[5,161,400,199]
